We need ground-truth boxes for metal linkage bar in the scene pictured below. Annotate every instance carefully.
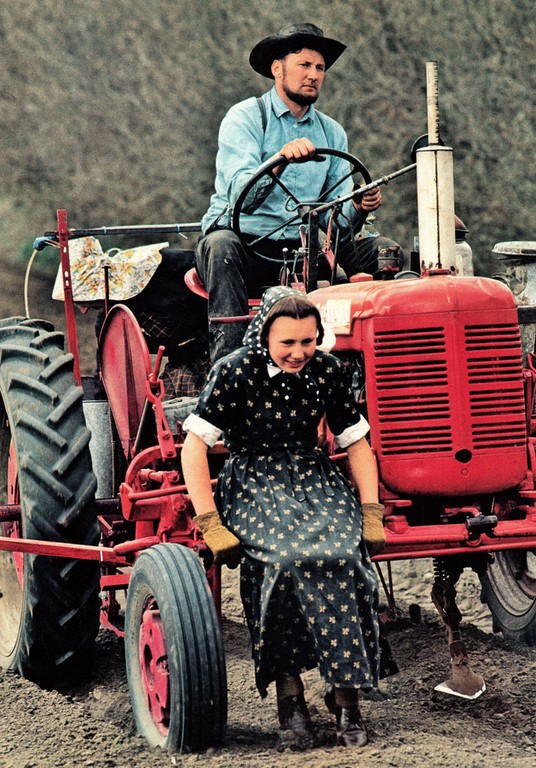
[42,222,202,241]
[306,163,416,220]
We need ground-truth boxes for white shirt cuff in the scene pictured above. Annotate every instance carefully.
[182,413,222,448]
[335,417,370,449]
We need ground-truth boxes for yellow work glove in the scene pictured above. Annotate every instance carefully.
[361,502,386,557]
[194,510,242,568]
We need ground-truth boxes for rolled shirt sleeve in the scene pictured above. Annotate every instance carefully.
[334,416,370,449]
[182,413,222,448]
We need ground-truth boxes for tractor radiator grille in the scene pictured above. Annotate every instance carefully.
[374,327,451,455]
[372,323,524,456]
[465,324,526,449]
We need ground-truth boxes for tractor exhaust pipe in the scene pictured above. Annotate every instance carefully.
[416,62,457,273]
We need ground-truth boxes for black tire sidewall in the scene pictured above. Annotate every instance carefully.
[0,318,100,684]
[125,543,227,752]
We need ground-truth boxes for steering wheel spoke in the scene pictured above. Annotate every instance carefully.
[319,168,356,202]
[271,176,301,206]
[246,213,303,249]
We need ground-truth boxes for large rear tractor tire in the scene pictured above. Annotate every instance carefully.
[480,548,536,645]
[0,318,100,686]
[125,543,227,752]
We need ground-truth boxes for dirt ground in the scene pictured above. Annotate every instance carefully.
[1,564,536,768]
[1,267,536,768]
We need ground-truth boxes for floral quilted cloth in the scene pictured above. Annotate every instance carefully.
[52,237,167,303]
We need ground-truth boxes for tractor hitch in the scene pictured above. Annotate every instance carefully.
[465,514,498,540]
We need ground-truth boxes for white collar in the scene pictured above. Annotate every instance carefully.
[267,362,283,378]
[267,363,304,379]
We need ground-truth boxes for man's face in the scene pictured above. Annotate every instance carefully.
[273,48,326,107]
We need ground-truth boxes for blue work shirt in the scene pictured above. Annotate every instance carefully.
[201,87,361,239]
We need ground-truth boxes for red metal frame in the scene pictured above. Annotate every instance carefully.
[4,517,536,564]
[57,209,82,384]
[1,210,535,641]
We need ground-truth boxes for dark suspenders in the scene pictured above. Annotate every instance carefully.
[256,96,267,132]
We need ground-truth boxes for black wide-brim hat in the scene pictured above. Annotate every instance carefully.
[249,23,346,79]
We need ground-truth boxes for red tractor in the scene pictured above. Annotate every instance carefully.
[1,82,535,751]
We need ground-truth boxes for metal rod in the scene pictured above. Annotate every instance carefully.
[57,209,82,385]
[384,519,536,544]
[103,264,110,316]
[0,535,128,564]
[43,162,415,244]
[307,210,319,292]
[0,504,20,522]
[426,61,440,145]
[376,538,536,561]
[44,222,202,239]
[305,163,416,219]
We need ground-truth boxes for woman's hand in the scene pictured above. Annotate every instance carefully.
[361,502,386,557]
[193,510,242,568]
[182,431,242,568]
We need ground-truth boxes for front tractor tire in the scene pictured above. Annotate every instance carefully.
[0,318,100,686]
[480,548,536,646]
[125,543,227,753]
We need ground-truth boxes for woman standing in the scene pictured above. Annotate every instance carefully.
[180,286,388,748]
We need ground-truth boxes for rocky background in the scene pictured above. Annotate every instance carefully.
[0,0,534,282]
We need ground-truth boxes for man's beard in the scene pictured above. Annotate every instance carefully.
[282,84,318,107]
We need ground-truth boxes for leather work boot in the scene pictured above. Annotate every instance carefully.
[277,693,313,735]
[335,704,368,747]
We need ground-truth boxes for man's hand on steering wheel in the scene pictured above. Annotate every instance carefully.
[271,138,326,175]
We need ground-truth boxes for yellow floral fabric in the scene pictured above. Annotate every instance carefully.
[52,237,167,303]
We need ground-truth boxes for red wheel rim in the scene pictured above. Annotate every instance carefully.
[139,600,170,736]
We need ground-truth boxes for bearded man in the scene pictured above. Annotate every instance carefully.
[196,23,404,362]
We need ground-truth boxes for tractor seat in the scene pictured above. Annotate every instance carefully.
[184,267,209,299]
[184,268,261,312]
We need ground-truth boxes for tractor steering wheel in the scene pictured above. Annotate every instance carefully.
[231,147,372,250]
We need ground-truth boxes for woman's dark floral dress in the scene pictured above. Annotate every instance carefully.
[184,287,381,697]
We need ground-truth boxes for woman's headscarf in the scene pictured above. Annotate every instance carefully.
[242,286,308,363]
[243,285,335,364]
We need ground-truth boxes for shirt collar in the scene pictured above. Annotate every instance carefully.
[267,362,282,377]
[269,86,314,123]
[267,362,304,379]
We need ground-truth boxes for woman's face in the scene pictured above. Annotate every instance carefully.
[266,315,317,373]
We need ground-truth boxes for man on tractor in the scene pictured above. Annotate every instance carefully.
[196,22,404,362]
